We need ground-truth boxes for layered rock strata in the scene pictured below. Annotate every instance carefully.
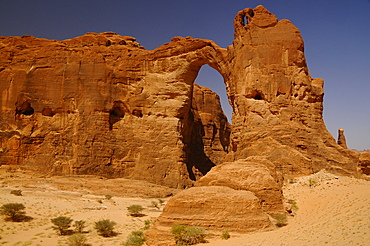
[196,156,284,214]
[337,128,348,148]
[0,5,366,189]
[0,33,230,188]
[145,186,274,245]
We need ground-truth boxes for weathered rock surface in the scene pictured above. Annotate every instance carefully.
[226,5,360,176]
[359,152,370,176]
[145,186,274,246]
[0,33,230,188]
[337,128,348,148]
[0,5,366,189]
[196,156,284,213]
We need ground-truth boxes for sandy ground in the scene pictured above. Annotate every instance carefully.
[0,167,369,246]
[205,172,370,246]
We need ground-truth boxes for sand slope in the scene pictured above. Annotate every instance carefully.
[206,172,370,246]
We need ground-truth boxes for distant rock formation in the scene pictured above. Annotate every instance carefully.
[0,5,367,190]
[337,128,348,148]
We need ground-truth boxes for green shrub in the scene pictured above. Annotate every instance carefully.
[151,201,159,209]
[10,190,23,196]
[51,216,73,235]
[287,178,297,184]
[123,230,146,246]
[158,199,165,206]
[94,219,116,237]
[66,233,88,246]
[309,179,317,187]
[97,199,103,204]
[288,199,299,211]
[73,220,86,233]
[273,214,288,227]
[142,219,151,230]
[221,231,230,240]
[105,194,112,200]
[127,205,145,217]
[171,224,206,245]
[0,203,27,222]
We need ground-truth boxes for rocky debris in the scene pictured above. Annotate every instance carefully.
[337,128,348,148]
[196,156,284,213]
[0,5,366,190]
[145,186,274,245]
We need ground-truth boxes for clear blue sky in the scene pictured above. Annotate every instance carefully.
[1,0,369,150]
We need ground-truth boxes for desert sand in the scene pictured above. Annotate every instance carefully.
[0,167,369,246]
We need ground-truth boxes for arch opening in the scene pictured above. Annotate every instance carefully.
[183,64,232,182]
[195,65,232,122]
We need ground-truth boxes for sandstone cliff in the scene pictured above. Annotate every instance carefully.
[0,5,366,190]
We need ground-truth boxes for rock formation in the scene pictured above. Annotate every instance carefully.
[145,186,274,245]
[0,5,367,190]
[337,128,348,148]
[0,33,230,188]
[196,156,284,214]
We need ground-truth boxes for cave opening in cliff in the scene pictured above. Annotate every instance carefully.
[16,101,34,116]
[108,101,126,130]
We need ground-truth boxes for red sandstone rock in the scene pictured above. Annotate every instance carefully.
[145,186,274,245]
[337,128,348,149]
[196,156,284,213]
[0,5,366,189]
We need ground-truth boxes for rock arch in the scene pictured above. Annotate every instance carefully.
[0,5,364,189]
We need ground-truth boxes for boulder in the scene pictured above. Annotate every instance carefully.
[146,186,274,245]
[196,156,284,213]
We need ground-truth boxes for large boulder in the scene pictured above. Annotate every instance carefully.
[146,186,274,245]
[196,156,284,213]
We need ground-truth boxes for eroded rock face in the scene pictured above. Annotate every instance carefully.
[196,156,284,214]
[337,128,348,149]
[225,5,360,176]
[0,5,364,188]
[145,186,274,245]
[0,33,229,188]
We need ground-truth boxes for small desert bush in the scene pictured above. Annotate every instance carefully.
[287,178,297,184]
[67,233,88,246]
[151,201,159,209]
[73,220,86,233]
[67,234,87,246]
[94,219,116,237]
[10,190,23,196]
[123,230,146,246]
[127,205,145,217]
[51,216,73,235]
[105,194,112,200]
[288,199,299,211]
[221,231,230,240]
[0,203,29,222]
[309,179,317,187]
[142,219,151,230]
[171,224,206,245]
[158,199,165,206]
[273,214,288,227]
